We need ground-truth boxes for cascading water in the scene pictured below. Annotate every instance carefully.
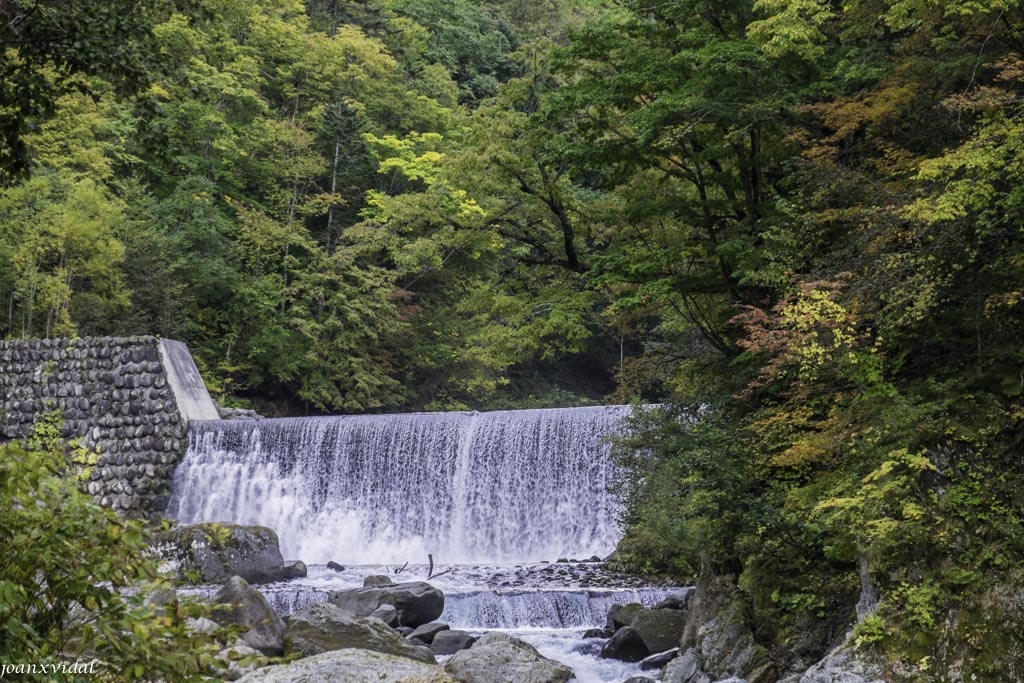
[166,405,630,565]
[167,405,690,683]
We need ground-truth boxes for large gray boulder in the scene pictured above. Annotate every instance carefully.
[444,632,573,683]
[607,602,645,630]
[663,648,711,683]
[285,601,435,664]
[156,523,288,584]
[599,627,650,662]
[693,604,764,678]
[328,581,444,628]
[667,577,773,683]
[282,560,307,579]
[431,630,476,656]
[371,604,400,627]
[408,623,451,644]
[629,607,690,653]
[211,576,286,655]
[364,574,395,587]
[236,649,457,683]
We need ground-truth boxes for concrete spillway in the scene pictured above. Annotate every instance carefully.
[166,406,630,564]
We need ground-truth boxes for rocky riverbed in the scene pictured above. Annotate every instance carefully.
[155,523,894,683]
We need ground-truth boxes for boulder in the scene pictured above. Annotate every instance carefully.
[364,574,395,587]
[667,577,773,683]
[663,648,711,683]
[236,648,457,683]
[653,593,692,611]
[693,604,763,678]
[282,560,307,579]
[327,561,345,571]
[599,627,650,663]
[370,604,400,627]
[607,602,645,630]
[431,630,476,656]
[630,607,690,653]
[328,581,444,628]
[211,576,286,656]
[408,622,451,644]
[623,678,658,683]
[444,631,573,683]
[156,523,288,584]
[285,601,435,664]
[215,643,268,681]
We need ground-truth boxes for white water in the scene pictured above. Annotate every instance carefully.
[167,405,691,682]
[242,563,681,626]
[167,406,629,565]
[213,563,691,683]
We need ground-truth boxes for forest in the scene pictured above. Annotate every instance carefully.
[2,0,1024,677]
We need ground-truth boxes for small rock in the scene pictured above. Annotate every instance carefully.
[327,561,345,572]
[582,628,612,639]
[652,593,691,611]
[640,647,680,670]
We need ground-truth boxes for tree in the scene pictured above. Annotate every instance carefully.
[385,0,521,104]
[0,0,159,181]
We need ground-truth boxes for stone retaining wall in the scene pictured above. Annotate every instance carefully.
[0,335,217,517]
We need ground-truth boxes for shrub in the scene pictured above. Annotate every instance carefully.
[0,434,220,680]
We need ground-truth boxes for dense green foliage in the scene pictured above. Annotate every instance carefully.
[3,0,1024,676]
[0,420,221,680]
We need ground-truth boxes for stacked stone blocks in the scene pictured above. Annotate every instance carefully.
[0,335,187,517]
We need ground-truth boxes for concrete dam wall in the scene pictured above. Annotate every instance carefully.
[0,336,219,517]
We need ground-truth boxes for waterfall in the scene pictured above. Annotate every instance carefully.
[166,406,630,565]
[440,588,684,630]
